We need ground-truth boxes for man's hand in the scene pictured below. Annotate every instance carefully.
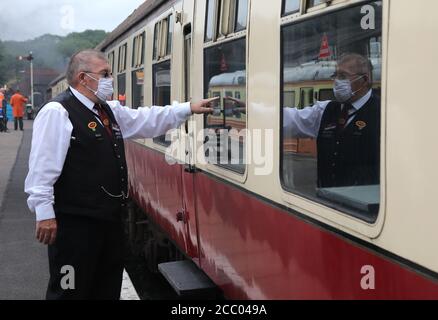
[190,97,219,114]
[36,218,57,245]
[225,96,246,108]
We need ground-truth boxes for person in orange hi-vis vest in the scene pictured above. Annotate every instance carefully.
[118,93,126,106]
[10,89,28,131]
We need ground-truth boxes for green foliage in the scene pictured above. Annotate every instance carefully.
[57,30,108,58]
[0,30,108,86]
[5,34,65,71]
[0,40,14,85]
[0,41,5,84]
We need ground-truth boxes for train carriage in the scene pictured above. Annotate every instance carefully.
[77,0,438,299]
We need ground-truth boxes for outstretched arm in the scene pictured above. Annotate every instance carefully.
[110,97,218,140]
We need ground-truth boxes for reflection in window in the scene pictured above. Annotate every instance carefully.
[117,74,126,106]
[205,0,216,42]
[204,38,246,174]
[308,0,326,8]
[153,61,171,146]
[235,0,248,32]
[284,0,300,14]
[281,1,383,222]
[283,91,296,108]
[132,69,144,109]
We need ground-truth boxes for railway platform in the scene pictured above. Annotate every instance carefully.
[0,120,139,300]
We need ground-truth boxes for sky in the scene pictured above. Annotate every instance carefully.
[0,0,146,41]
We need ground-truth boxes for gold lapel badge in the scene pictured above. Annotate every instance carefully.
[88,122,98,132]
[356,121,367,130]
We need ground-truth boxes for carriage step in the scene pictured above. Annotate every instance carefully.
[158,260,218,298]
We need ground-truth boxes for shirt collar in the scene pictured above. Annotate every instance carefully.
[351,89,372,111]
[70,86,96,111]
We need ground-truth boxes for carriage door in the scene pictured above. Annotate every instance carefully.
[179,0,201,263]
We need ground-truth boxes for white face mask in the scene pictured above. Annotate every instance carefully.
[84,73,114,102]
[333,75,365,103]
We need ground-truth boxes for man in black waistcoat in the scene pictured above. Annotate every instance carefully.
[284,53,380,188]
[25,49,217,300]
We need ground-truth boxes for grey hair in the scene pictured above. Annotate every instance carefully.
[338,53,373,86]
[66,49,107,86]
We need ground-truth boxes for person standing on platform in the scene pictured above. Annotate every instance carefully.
[25,49,217,300]
[0,89,7,132]
[10,89,28,131]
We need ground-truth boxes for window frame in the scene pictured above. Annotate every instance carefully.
[153,14,174,63]
[150,10,176,148]
[203,36,248,177]
[204,0,220,43]
[118,43,128,73]
[132,32,145,69]
[205,0,248,43]
[108,51,115,74]
[152,59,172,147]
[279,0,387,235]
[282,0,301,17]
[234,0,249,32]
[282,0,352,18]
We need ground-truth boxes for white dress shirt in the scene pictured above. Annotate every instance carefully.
[283,90,372,138]
[25,87,192,221]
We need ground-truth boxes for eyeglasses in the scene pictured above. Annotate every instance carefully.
[84,71,113,79]
[331,72,365,81]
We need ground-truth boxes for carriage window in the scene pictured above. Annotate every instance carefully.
[153,23,159,60]
[153,15,173,61]
[153,61,171,146]
[235,0,248,32]
[204,38,247,174]
[118,44,127,73]
[131,33,145,109]
[281,1,383,222]
[132,32,145,68]
[108,51,115,74]
[167,14,174,55]
[205,0,216,42]
[283,0,300,15]
[117,74,126,106]
[132,69,144,109]
[117,44,127,106]
[308,0,326,8]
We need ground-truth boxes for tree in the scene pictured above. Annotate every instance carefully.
[57,30,108,58]
[0,30,108,87]
[0,40,14,86]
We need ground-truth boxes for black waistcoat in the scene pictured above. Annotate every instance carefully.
[317,95,380,188]
[51,89,128,221]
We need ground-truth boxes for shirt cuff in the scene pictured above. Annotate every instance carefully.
[174,102,192,119]
[35,203,56,222]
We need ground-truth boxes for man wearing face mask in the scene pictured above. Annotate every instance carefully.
[284,53,380,188]
[24,49,217,300]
